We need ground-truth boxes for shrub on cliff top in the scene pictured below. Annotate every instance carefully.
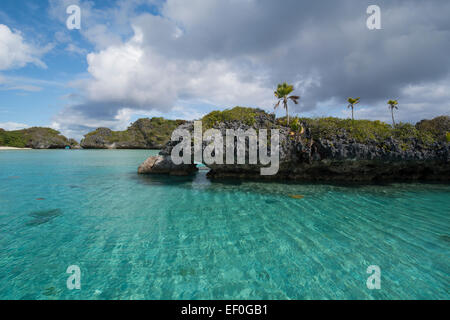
[393,123,434,145]
[206,110,445,146]
[202,107,260,129]
[415,116,450,143]
[295,117,390,142]
[293,117,436,145]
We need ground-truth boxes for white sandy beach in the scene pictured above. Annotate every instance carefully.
[0,147,32,150]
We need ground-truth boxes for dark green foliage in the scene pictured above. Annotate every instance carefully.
[393,123,434,145]
[0,130,28,147]
[415,116,450,143]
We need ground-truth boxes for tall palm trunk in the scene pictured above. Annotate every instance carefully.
[391,108,396,127]
[351,106,354,121]
[284,99,289,125]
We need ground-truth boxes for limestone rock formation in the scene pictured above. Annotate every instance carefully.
[137,109,450,182]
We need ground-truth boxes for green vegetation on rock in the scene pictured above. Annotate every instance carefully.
[202,107,259,129]
[292,117,441,145]
[297,117,392,142]
[274,114,449,147]
[0,127,78,149]
[0,129,27,148]
[415,116,450,143]
[202,107,448,147]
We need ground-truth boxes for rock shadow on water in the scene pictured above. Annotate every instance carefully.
[26,209,62,226]
[265,199,280,205]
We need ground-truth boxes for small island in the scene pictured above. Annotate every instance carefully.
[138,107,450,182]
[80,118,186,149]
[0,127,79,149]
[0,117,185,150]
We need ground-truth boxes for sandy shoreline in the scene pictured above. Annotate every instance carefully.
[0,146,32,150]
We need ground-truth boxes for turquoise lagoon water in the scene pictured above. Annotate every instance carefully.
[0,150,448,300]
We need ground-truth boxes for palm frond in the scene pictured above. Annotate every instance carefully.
[348,97,360,105]
[274,100,281,110]
[289,95,300,104]
[387,99,399,107]
[275,82,295,98]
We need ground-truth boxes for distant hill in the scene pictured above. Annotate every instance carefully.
[80,117,186,149]
[0,127,79,149]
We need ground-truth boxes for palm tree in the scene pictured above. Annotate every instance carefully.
[347,97,360,121]
[388,99,399,127]
[274,82,300,125]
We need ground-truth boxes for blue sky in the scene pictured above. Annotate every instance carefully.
[1,0,449,140]
[0,0,162,134]
[0,1,85,127]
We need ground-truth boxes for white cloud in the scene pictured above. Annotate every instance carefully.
[0,24,49,70]
[0,122,29,131]
[80,25,273,110]
[65,43,88,56]
[53,15,275,137]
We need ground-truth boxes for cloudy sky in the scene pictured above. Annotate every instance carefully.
[0,0,449,140]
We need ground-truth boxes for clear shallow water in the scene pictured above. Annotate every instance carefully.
[0,150,448,300]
